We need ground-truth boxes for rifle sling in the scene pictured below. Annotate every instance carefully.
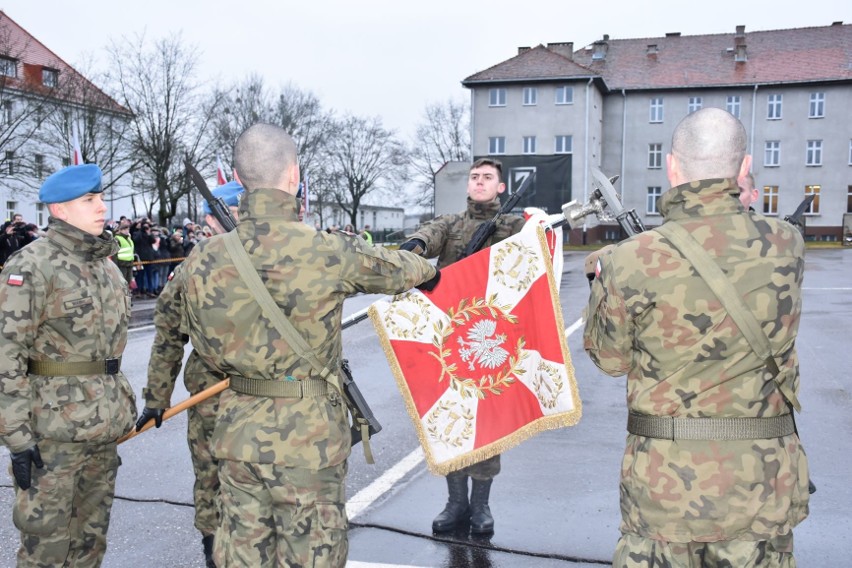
[655,222,800,413]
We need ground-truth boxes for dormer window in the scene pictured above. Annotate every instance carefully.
[0,57,17,78]
[42,68,58,88]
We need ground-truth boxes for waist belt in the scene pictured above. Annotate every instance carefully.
[627,412,795,441]
[229,376,328,398]
[28,357,121,376]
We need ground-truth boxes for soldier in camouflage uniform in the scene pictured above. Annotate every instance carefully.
[0,164,137,567]
[401,158,525,535]
[584,108,809,567]
[136,181,244,568]
[171,124,438,567]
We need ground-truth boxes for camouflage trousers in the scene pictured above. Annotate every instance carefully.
[613,532,796,567]
[214,459,348,568]
[11,440,120,568]
[186,390,220,536]
[456,454,500,480]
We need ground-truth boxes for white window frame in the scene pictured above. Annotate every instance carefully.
[764,141,780,167]
[554,135,572,154]
[522,136,536,154]
[42,68,58,88]
[687,97,703,114]
[555,85,574,105]
[488,136,506,155]
[488,88,506,107]
[0,57,16,78]
[522,87,537,106]
[763,186,779,215]
[648,143,662,169]
[806,140,823,166]
[767,94,783,120]
[5,200,16,221]
[646,187,662,215]
[809,92,825,118]
[5,150,14,175]
[34,154,44,178]
[649,98,664,123]
[36,203,45,226]
[726,95,741,118]
[804,185,820,214]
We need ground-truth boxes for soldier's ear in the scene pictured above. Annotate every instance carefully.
[737,155,752,182]
[496,182,506,195]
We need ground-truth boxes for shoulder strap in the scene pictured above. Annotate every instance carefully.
[655,222,800,412]
[222,231,342,394]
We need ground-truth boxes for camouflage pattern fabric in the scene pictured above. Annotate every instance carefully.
[0,217,136,566]
[613,532,795,567]
[214,460,347,568]
[174,187,436,562]
[143,265,224,535]
[12,440,120,568]
[407,196,524,477]
[584,179,810,545]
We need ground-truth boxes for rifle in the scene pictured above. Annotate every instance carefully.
[783,194,815,235]
[185,156,238,233]
[461,171,536,259]
[561,166,645,237]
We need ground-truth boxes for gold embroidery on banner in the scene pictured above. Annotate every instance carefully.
[383,292,430,339]
[492,241,539,291]
[425,400,475,448]
[534,360,565,409]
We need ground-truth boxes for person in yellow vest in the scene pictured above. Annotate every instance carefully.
[359,224,373,245]
[113,222,135,288]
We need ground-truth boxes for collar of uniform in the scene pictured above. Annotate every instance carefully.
[658,178,742,221]
[238,187,300,222]
[46,216,119,260]
[466,196,501,220]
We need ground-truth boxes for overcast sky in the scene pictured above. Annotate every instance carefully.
[3,0,850,140]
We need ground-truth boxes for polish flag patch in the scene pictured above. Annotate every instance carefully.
[7,274,24,286]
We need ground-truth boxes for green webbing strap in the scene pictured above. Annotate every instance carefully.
[628,412,794,440]
[28,357,121,376]
[229,376,328,398]
[655,222,801,412]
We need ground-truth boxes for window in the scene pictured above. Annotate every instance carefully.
[554,135,572,154]
[649,98,664,123]
[61,157,71,167]
[767,94,782,119]
[5,200,16,221]
[688,97,703,114]
[806,140,823,166]
[555,85,574,105]
[809,92,825,118]
[648,143,662,169]
[847,185,852,214]
[36,203,45,226]
[764,141,780,167]
[488,136,505,155]
[762,186,779,215]
[804,185,820,214]
[848,140,852,165]
[522,87,537,106]
[5,151,14,175]
[646,187,662,215]
[489,88,506,107]
[42,68,58,88]
[34,154,44,178]
[3,100,12,123]
[522,136,536,154]
[726,95,741,118]
[0,57,16,78]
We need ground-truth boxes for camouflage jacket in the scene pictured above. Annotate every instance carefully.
[0,218,136,453]
[408,197,525,268]
[143,263,227,409]
[175,187,437,468]
[584,179,809,542]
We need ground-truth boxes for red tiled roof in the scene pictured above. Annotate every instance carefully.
[0,11,129,114]
[462,44,599,85]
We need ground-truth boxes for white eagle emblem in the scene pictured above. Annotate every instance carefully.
[457,319,509,371]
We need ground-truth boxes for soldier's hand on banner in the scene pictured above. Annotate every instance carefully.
[399,239,425,255]
[584,245,616,282]
[11,445,44,490]
[136,407,166,431]
[417,269,441,292]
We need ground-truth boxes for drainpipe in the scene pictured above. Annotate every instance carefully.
[750,84,758,162]
[583,77,593,244]
[620,89,627,206]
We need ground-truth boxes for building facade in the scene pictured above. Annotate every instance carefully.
[462,23,852,243]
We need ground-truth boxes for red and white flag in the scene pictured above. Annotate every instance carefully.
[216,154,228,186]
[369,224,581,475]
[71,124,83,165]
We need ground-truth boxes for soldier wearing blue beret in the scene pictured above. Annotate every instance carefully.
[202,181,244,235]
[0,163,137,566]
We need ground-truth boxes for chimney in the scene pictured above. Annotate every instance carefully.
[592,36,609,60]
[735,25,746,37]
[547,42,574,60]
[518,46,531,55]
[735,44,748,62]
[666,32,681,38]
[647,44,659,56]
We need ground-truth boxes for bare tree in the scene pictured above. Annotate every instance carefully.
[409,97,470,211]
[271,83,335,178]
[107,33,223,225]
[325,115,408,227]
[211,74,272,172]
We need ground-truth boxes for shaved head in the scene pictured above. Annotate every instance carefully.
[670,108,748,183]
[233,123,299,193]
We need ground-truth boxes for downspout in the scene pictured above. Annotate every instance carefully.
[750,84,758,162]
[583,77,593,245]
[620,89,627,204]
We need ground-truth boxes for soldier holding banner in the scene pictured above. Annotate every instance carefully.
[401,158,525,535]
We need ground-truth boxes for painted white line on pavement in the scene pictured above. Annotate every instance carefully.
[347,562,431,568]
[803,287,852,291]
[564,317,584,338]
[347,447,425,520]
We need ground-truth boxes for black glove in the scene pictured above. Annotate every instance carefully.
[135,407,166,431]
[11,445,44,490]
[399,239,425,253]
[417,269,441,292]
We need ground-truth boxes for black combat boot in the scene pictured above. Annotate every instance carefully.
[432,473,470,532]
[202,534,216,568]
[469,478,494,535]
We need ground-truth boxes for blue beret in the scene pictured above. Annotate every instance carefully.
[39,164,103,204]
[202,181,244,215]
